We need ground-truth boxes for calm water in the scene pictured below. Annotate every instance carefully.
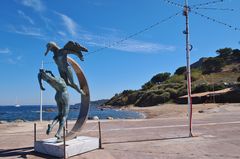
[0,104,144,122]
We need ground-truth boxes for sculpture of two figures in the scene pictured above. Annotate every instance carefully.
[38,41,88,139]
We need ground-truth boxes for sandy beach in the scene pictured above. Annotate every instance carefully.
[1,103,240,159]
[126,103,234,119]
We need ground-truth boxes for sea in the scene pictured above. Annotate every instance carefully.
[0,104,144,122]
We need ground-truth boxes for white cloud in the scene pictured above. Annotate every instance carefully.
[18,10,34,25]
[20,0,45,12]
[84,34,176,53]
[8,25,44,37]
[112,40,175,53]
[55,12,77,37]
[0,48,11,54]
[58,31,66,37]
[7,55,23,64]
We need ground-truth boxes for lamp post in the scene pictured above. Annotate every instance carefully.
[184,0,193,137]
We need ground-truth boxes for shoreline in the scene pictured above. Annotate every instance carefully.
[122,103,240,119]
[1,103,240,124]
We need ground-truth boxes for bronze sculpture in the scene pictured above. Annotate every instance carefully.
[44,41,88,95]
[39,41,90,140]
[38,69,69,139]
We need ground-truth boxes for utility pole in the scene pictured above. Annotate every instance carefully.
[183,0,193,137]
[40,61,43,122]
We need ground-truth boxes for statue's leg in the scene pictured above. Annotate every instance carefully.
[60,71,69,84]
[66,67,85,95]
[47,96,62,135]
[55,95,69,139]
[46,115,60,135]
[55,115,67,139]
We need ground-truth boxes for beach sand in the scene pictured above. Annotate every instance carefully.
[126,103,234,119]
[1,103,240,159]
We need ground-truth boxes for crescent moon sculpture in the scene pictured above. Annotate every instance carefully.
[66,57,90,140]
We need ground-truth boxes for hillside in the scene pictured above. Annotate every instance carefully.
[104,47,240,107]
[74,99,109,107]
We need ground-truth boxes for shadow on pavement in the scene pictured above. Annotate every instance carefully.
[0,147,33,158]
[0,147,59,159]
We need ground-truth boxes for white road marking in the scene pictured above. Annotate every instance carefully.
[99,121,240,132]
[1,121,240,136]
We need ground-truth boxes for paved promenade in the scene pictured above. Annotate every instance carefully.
[1,104,240,159]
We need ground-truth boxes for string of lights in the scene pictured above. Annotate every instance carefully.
[86,11,181,56]
[191,0,224,8]
[43,0,239,64]
[191,10,240,31]
[42,11,181,64]
[194,7,234,11]
[161,0,184,8]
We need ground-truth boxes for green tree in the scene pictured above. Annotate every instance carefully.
[216,48,232,57]
[174,66,186,75]
[141,81,153,90]
[202,57,224,74]
[150,72,171,84]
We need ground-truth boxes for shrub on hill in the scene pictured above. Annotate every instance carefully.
[191,69,202,81]
[141,81,154,90]
[202,57,225,74]
[174,66,186,75]
[165,88,178,99]
[238,76,240,82]
[166,74,185,83]
[150,72,171,84]
[216,48,233,57]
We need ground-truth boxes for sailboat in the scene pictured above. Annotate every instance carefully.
[15,97,21,107]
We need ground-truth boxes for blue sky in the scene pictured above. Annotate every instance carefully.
[0,0,239,105]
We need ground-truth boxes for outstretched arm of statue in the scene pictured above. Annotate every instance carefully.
[38,69,63,91]
[38,69,45,91]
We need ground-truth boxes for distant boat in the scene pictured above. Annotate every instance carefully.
[15,97,21,107]
[15,104,20,107]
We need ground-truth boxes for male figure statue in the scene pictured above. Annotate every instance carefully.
[38,69,69,139]
[44,41,88,95]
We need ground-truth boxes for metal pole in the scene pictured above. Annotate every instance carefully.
[40,61,43,122]
[34,123,36,143]
[184,0,193,137]
[98,121,102,149]
[66,120,68,134]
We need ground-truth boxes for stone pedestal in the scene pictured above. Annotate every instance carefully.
[34,136,99,158]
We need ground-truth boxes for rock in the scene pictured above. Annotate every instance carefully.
[0,121,7,124]
[14,119,25,123]
[88,116,99,120]
[198,110,204,113]
[45,108,55,112]
[92,116,99,120]
[107,116,113,120]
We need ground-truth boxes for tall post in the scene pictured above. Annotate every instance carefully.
[184,0,193,137]
[98,121,102,149]
[34,123,36,143]
[40,61,43,122]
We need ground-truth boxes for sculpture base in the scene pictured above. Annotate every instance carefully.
[34,136,99,158]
